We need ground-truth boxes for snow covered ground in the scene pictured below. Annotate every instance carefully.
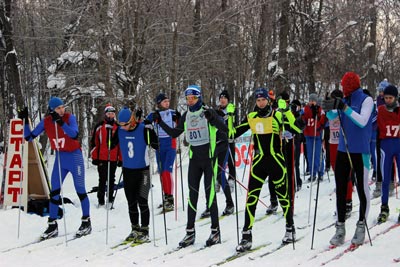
[0,145,399,267]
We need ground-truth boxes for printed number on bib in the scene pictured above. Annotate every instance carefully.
[52,137,65,149]
[127,141,134,158]
[307,118,315,127]
[189,130,202,140]
[385,125,400,137]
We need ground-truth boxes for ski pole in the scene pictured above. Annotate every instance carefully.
[227,144,240,244]
[174,151,178,221]
[311,170,321,250]
[338,113,372,246]
[178,137,185,211]
[146,131,157,246]
[17,117,26,238]
[54,121,68,246]
[154,125,168,245]
[105,127,112,245]
[308,114,318,225]
[110,171,122,210]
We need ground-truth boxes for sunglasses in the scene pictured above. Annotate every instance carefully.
[186,95,198,101]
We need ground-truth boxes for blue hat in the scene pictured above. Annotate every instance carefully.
[378,79,389,92]
[48,97,64,111]
[383,85,398,98]
[254,88,269,99]
[118,107,132,123]
[155,93,168,104]
[185,85,201,97]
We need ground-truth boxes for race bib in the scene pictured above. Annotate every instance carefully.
[185,110,210,146]
[248,117,273,134]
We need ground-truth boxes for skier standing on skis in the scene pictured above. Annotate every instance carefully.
[323,72,373,247]
[153,85,228,248]
[376,84,400,224]
[18,97,91,240]
[235,88,302,252]
[200,90,235,218]
[112,107,159,243]
[90,104,121,208]
[146,93,180,212]
[301,93,327,182]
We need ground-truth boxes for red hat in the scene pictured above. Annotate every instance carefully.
[341,72,361,97]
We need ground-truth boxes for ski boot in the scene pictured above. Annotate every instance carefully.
[282,225,296,244]
[265,203,278,215]
[200,208,211,218]
[135,226,150,244]
[179,228,195,248]
[40,219,58,240]
[372,182,381,198]
[222,205,234,216]
[236,230,252,252]
[125,224,141,242]
[351,220,365,245]
[329,222,345,246]
[377,205,389,224]
[76,216,92,238]
[205,227,221,247]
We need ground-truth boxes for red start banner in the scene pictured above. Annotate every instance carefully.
[4,119,27,206]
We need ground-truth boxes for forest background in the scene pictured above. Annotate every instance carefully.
[0,0,398,155]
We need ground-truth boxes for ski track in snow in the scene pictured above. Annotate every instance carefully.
[1,151,399,267]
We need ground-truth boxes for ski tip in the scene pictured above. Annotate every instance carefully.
[347,243,360,251]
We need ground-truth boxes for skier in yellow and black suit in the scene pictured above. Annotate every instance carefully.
[235,88,302,252]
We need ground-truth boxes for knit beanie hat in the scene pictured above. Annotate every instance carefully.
[378,79,389,92]
[48,97,64,111]
[185,85,201,97]
[291,99,301,107]
[219,90,230,101]
[280,91,290,102]
[341,72,361,97]
[104,104,116,113]
[155,93,168,104]
[254,88,269,99]
[383,85,398,98]
[118,107,132,123]
[309,93,318,102]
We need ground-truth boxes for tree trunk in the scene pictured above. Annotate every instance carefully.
[276,0,290,95]
[253,1,268,89]
[366,0,377,94]
[0,0,23,111]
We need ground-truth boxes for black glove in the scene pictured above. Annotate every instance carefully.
[136,108,143,121]
[310,105,318,118]
[204,109,214,121]
[50,111,64,126]
[105,119,114,129]
[17,107,29,124]
[117,161,122,167]
[92,159,99,166]
[322,97,345,112]
[172,111,181,122]
[144,119,153,129]
[152,111,161,122]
